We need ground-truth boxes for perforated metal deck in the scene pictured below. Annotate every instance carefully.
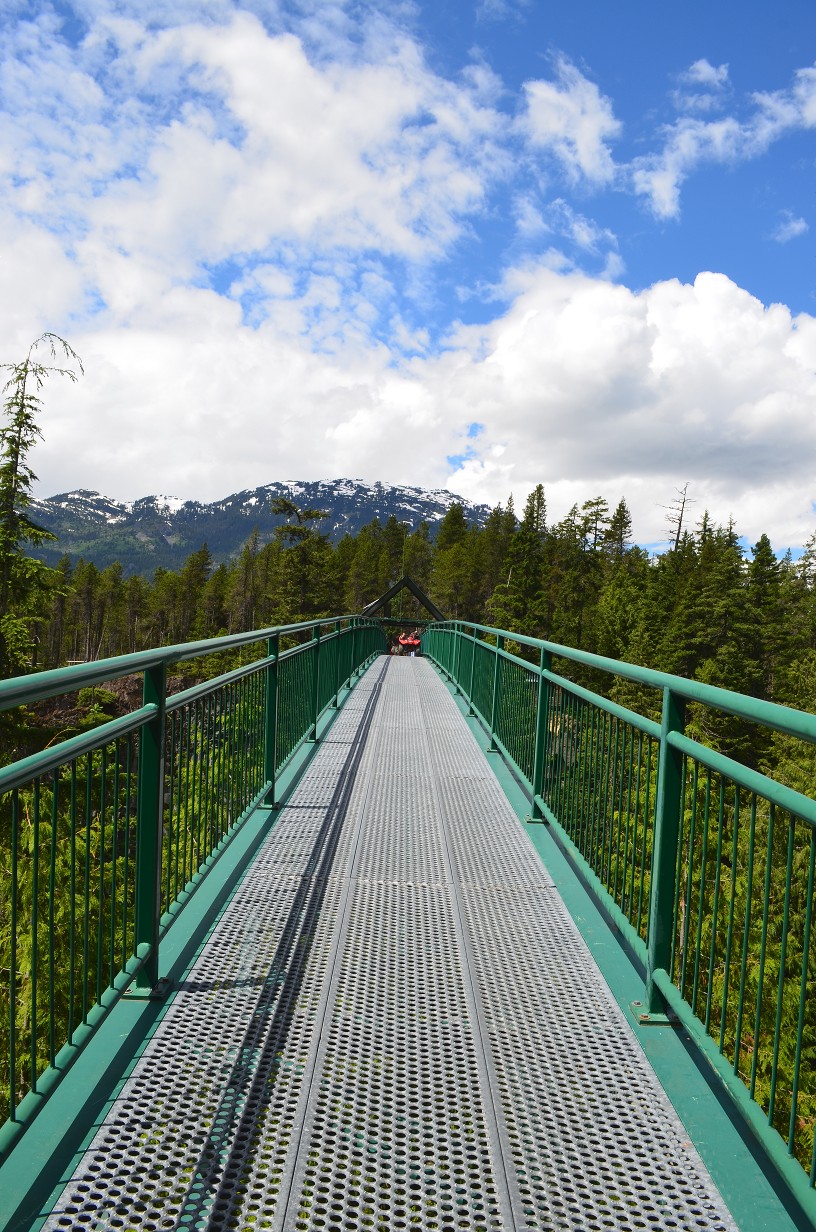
[43,657,738,1231]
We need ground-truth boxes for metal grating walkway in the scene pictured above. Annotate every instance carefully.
[42,657,737,1232]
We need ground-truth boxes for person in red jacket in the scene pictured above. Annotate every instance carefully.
[399,630,421,656]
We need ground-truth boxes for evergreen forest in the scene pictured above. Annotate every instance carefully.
[9,484,816,770]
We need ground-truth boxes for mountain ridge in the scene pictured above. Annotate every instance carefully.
[28,479,493,575]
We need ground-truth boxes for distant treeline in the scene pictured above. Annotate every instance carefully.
[19,484,816,761]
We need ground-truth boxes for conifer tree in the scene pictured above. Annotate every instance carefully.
[0,333,82,675]
[474,502,517,614]
[435,503,469,550]
[488,486,547,635]
[746,534,784,699]
[602,498,633,560]
[344,520,383,612]
[404,522,433,591]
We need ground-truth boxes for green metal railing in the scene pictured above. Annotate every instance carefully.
[0,616,386,1157]
[423,620,816,1222]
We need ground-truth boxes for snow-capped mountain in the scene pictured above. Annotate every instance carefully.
[28,479,492,574]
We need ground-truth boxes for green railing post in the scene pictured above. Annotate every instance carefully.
[333,619,341,707]
[488,634,503,752]
[467,627,477,715]
[309,624,321,741]
[350,621,359,680]
[643,686,686,1020]
[264,633,279,807]
[531,647,553,821]
[453,622,463,691]
[133,663,166,995]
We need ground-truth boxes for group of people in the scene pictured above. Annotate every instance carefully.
[391,629,422,656]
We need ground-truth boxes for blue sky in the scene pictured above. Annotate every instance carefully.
[2,0,816,547]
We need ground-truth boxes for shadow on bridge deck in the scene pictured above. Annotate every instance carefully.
[2,658,807,1232]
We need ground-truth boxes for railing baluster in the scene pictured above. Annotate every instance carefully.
[9,790,19,1120]
[488,635,503,752]
[133,663,166,994]
[31,781,40,1090]
[719,785,742,1053]
[750,803,776,1101]
[790,832,815,1152]
[309,625,321,742]
[644,687,685,1019]
[48,772,58,1067]
[531,648,551,821]
[768,814,796,1124]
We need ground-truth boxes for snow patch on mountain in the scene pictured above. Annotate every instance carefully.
[151,495,186,515]
[28,479,493,576]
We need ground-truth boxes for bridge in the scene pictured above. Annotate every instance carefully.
[0,617,814,1230]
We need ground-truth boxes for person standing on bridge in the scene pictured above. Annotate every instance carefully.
[399,629,421,656]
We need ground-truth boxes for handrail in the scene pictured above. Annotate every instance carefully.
[0,615,365,712]
[422,619,816,1225]
[0,614,387,1159]
[452,619,816,743]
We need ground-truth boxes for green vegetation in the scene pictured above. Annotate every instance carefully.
[12,483,816,760]
[0,335,82,678]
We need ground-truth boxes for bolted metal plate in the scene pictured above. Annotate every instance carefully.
[42,657,737,1232]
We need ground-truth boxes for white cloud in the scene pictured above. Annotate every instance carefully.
[547,199,618,254]
[773,211,809,243]
[672,60,730,114]
[523,57,621,185]
[1,9,507,286]
[635,62,816,218]
[512,197,622,281]
[20,264,816,552]
[632,115,743,218]
[436,268,816,547]
[4,5,816,555]
[684,59,729,89]
[476,0,531,21]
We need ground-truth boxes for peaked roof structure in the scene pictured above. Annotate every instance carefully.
[360,575,446,622]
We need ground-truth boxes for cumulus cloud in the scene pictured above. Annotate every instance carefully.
[523,57,621,185]
[4,4,816,554]
[438,268,816,548]
[25,264,816,551]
